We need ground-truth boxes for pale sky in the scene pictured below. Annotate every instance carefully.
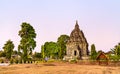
[0,0,120,52]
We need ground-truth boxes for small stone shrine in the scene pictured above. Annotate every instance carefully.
[64,21,89,60]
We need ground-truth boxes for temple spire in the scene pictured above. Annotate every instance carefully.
[75,20,79,29]
[76,20,78,25]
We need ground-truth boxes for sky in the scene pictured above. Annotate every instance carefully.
[0,0,120,52]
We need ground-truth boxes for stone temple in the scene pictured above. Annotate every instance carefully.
[64,21,89,60]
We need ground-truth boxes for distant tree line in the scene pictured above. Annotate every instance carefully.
[0,22,36,63]
[90,43,120,61]
[0,22,120,64]
[0,22,70,63]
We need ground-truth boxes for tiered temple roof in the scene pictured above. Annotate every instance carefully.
[67,21,88,45]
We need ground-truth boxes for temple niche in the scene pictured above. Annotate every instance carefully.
[64,21,89,60]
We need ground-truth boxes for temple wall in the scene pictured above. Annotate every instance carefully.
[64,21,89,60]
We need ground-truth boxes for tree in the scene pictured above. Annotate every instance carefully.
[41,42,60,59]
[33,52,42,60]
[3,40,14,60]
[12,50,18,55]
[57,35,69,59]
[18,22,36,62]
[111,43,120,55]
[97,50,103,54]
[0,51,6,57]
[109,43,120,61]
[110,48,116,54]
[115,44,120,56]
[41,45,45,59]
[90,44,97,60]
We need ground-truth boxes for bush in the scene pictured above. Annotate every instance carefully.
[10,59,14,64]
[47,59,54,62]
[19,59,22,64]
[109,55,120,61]
[15,59,19,64]
[1,60,4,63]
[69,59,77,63]
[0,59,4,63]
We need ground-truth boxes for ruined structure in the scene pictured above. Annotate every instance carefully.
[64,21,89,60]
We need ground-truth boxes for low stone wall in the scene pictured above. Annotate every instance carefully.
[76,60,120,66]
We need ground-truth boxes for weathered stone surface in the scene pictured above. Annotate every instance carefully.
[64,21,89,60]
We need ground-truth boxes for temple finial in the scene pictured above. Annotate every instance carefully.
[76,20,78,25]
[75,20,79,29]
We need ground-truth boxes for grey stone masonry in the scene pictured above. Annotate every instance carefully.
[64,21,89,60]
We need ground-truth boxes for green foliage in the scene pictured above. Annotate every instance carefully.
[18,22,36,62]
[0,59,4,63]
[10,58,14,64]
[0,51,6,57]
[41,42,60,59]
[57,35,69,59]
[69,59,77,63]
[14,59,19,64]
[1,59,4,63]
[97,50,102,54]
[110,48,115,54]
[41,34,69,60]
[41,45,45,59]
[3,40,14,60]
[90,44,97,60]
[114,43,120,56]
[109,54,119,61]
[111,43,120,55]
[33,52,42,60]
[33,52,41,58]
[109,43,120,61]
[47,59,55,62]
[19,59,22,64]
[12,50,18,55]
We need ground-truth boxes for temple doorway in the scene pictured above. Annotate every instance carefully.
[74,50,77,56]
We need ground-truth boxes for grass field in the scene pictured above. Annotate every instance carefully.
[0,62,120,74]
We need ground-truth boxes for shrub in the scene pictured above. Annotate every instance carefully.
[109,55,119,61]
[10,59,14,64]
[47,59,54,62]
[0,59,4,63]
[69,59,77,63]
[18,59,22,64]
[15,59,19,64]
[1,59,4,63]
